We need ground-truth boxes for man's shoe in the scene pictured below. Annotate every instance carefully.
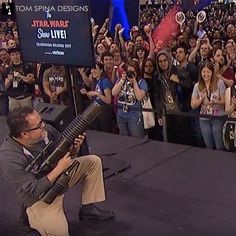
[93,205,113,213]
[79,205,115,221]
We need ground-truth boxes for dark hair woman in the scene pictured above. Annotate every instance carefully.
[79,62,113,132]
[133,45,149,70]
[141,58,162,140]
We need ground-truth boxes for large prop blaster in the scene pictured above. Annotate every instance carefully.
[25,100,102,204]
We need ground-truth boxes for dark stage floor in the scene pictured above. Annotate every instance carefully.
[1,121,236,236]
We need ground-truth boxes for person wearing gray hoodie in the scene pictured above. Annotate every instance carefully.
[153,49,186,144]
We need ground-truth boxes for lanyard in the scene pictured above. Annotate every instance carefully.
[207,89,211,101]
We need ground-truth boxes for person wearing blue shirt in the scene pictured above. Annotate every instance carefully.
[79,62,113,132]
[112,60,147,138]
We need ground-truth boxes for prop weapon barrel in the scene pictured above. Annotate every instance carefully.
[38,100,102,173]
[40,100,102,204]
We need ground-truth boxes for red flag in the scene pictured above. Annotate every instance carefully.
[152,5,180,51]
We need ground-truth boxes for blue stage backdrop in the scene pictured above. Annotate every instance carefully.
[90,0,110,26]
[90,0,139,39]
[110,0,130,39]
[124,0,139,28]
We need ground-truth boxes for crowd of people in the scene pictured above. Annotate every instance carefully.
[0,1,236,235]
[0,2,236,152]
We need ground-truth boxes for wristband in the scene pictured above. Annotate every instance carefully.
[120,79,125,83]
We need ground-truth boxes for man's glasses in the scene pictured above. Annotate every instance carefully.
[23,119,44,132]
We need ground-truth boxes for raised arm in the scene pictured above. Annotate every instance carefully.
[78,68,93,88]
[188,39,200,64]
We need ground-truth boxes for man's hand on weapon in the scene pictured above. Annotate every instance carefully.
[55,152,73,173]
[70,133,86,155]
[47,152,73,184]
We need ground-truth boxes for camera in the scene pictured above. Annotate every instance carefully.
[126,70,134,79]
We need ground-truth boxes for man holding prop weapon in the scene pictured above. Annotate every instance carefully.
[0,100,115,236]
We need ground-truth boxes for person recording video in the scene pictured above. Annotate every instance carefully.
[0,107,114,236]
